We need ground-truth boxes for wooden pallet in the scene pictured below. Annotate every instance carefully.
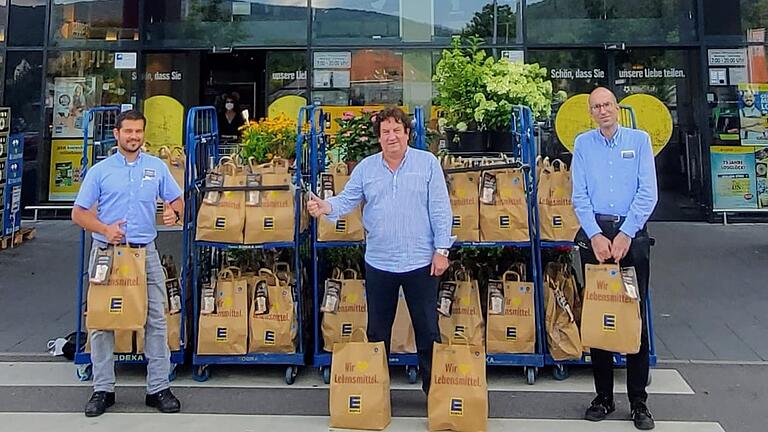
[0,227,36,250]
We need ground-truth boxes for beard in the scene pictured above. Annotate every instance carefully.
[119,140,142,154]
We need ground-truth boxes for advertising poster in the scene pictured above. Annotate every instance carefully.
[737,83,768,146]
[52,76,100,139]
[710,146,758,210]
[48,139,89,201]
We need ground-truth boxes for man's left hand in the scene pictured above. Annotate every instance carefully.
[611,232,632,262]
[162,202,178,226]
[431,253,450,277]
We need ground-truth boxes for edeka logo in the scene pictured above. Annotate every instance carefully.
[263,216,275,232]
[264,330,275,345]
[506,326,517,341]
[453,325,466,338]
[341,323,353,337]
[552,215,563,228]
[109,297,123,314]
[216,326,229,342]
[450,398,464,416]
[499,215,511,229]
[335,219,347,233]
[348,395,362,414]
[603,314,616,332]
[214,217,227,231]
[452,215,462,228]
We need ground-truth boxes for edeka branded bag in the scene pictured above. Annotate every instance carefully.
[86,245,148,331]
[486,271,536,354]
[322,269,368,352]
[329,329,391,431]
[244,158,295,244]
[390,286,417,354]
[197,267,248,355]
[248,268,298,353]
[538,159,580,242]
[479,168,529,242]
[158,146,186,227]
[318,163,364,242]
[581,264,642,354]
[428,338,488,432]
[444,158,480,242]
[196,159,246,244]
[439,269,485,347]
[543,263,582,361]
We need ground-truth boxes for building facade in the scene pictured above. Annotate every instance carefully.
[0,0,764,221]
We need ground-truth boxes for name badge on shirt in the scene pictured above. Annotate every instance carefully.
[621,150,635,159]
[142,168,156,180]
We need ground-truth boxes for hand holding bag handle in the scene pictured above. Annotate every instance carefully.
[502,270,521,282]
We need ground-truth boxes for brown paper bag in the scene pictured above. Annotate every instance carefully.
[486,271,536,354]
[479,168,529,242]
[544,263,583,361]
[581,264,642,354]
[538,159,580,242]
[114,330,135,353]
[445,159,480,242]
[318,163,364,242]
[329,330,391,430]
[196,267,249,355]
[167,312,181,352]
[322,269,368,352]
[86,245,148,331]
[248,268,298,353]
[390,286,417,354]
[244,158,295,244]
[439,269,485,347]
[428,339,488,432]
[158,146,186,226]
[196,160,246,244]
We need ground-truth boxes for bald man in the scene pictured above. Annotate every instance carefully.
[571,88,658,430]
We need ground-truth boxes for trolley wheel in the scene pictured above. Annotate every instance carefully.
[76,364,93,382]
[553,364,569,381]
[168,364,178,382]
[322,367,331,385]
[193,365,210,382]
[525,367,536,385]
[285,366,298,385]
[406,366,418,385]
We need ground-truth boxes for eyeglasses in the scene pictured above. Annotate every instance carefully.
[590,102,615,112]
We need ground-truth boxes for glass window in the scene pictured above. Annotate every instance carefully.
[267,51,308,118]
[0,0,8,44]
[312,0,400,45]
[8,0,46,46]
[312,49,404,106]
[50,0,139,46]
[145,0,308,48]
[434,0,520,44]
[526,0,697,44]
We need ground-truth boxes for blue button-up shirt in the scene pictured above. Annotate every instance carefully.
[326,147,454,273]
[571,125,658,239]
[74,151,183,244]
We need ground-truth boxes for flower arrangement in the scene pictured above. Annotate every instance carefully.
[332,110,380,163]
[239,114,298,164]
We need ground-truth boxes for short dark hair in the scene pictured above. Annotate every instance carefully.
[115,110,146,130]
[373,106,411,137]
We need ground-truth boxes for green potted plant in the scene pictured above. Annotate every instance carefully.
[332,110,379,171]
[239,114,298,164]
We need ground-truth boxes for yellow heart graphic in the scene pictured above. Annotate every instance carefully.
[609,282,622,293]
[347,293,358,304]
[457,364,471,376]
[115,266,130,277]
[460,296,471,306]
[223,297,233,308]
[355,361,369,372]
[272,301,281,312]
[511,297,522,307]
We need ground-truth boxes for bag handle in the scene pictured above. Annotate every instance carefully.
[351,327,368,343]
[258,268,278,285]
[332,162,348,175]
[551,159,568,172]
[158,146,172,159]
[218,267,239,280]
[454,267,471,282]
[449,332,470,346]
[502,270,521,282]
[331,267,343,279]
[274,262,291,274]
[172,147,184,158]
[342,268,359,280]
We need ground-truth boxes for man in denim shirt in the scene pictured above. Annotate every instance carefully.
[72,110,183,417]
[308,106,453,394]
[572,88,658,430]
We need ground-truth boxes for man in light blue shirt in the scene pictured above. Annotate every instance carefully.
[72,110,183,417]
[308,106,453,394]
[572,87,658,430]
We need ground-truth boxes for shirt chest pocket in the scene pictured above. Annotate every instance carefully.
[138,176,159,202]
[401,172,428,196]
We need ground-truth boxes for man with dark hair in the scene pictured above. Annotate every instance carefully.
[72,109,184,417]
[307,106,453,394]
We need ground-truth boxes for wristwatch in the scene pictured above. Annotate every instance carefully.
[435,248,450,257]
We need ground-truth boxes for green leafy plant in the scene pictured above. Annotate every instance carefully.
[333,110,380,162]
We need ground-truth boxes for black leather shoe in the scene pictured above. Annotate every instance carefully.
[584,394,615,422]
[85,391,115,417]
[632,402,656,430]
[145,388,181,413]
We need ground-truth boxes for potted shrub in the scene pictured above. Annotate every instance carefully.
[333,110,379,171]
[239,114,298,164]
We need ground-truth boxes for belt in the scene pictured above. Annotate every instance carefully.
[126,243,148,248]
[595,214,625,223]
[94,240,149,248]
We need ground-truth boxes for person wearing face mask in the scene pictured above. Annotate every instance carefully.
[218,94,245,139]
[307,106,454,395]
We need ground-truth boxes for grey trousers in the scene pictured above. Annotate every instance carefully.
[89,241,170,394]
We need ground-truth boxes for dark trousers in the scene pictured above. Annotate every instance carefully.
[365,263,440,393]
[576,221,651,405]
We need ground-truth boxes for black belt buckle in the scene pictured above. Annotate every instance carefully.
[127,243,147,248]
[597,214,621,223]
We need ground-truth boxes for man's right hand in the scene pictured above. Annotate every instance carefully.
[102,219,126,244]
[307,191,332,218]
[590,233,613,263]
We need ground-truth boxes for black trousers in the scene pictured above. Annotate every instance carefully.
[365,263,440,393]
[576,221,651,404]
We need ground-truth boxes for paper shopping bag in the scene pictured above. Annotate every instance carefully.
[158,146,186,226]
[318,163,364,242]
[196,267,248,355]
[581,264,642,354]
[322,269,368,352]
[390,286,417,354]
[479,168,529,242]
[244,158,296,244]
[439,269,485,347]
[329,331,391,430]
[86,245,148,331]
[538,159,580,242]
[196,159,246,244]
[248,268,298,353]
[486,271,536,354]
[543,263,582,361]
[445,158,480,242]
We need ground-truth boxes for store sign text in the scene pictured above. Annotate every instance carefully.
[144,71,183,82]
[551,68,606,79]
[618,68,685,79]
[271,70,308,81]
